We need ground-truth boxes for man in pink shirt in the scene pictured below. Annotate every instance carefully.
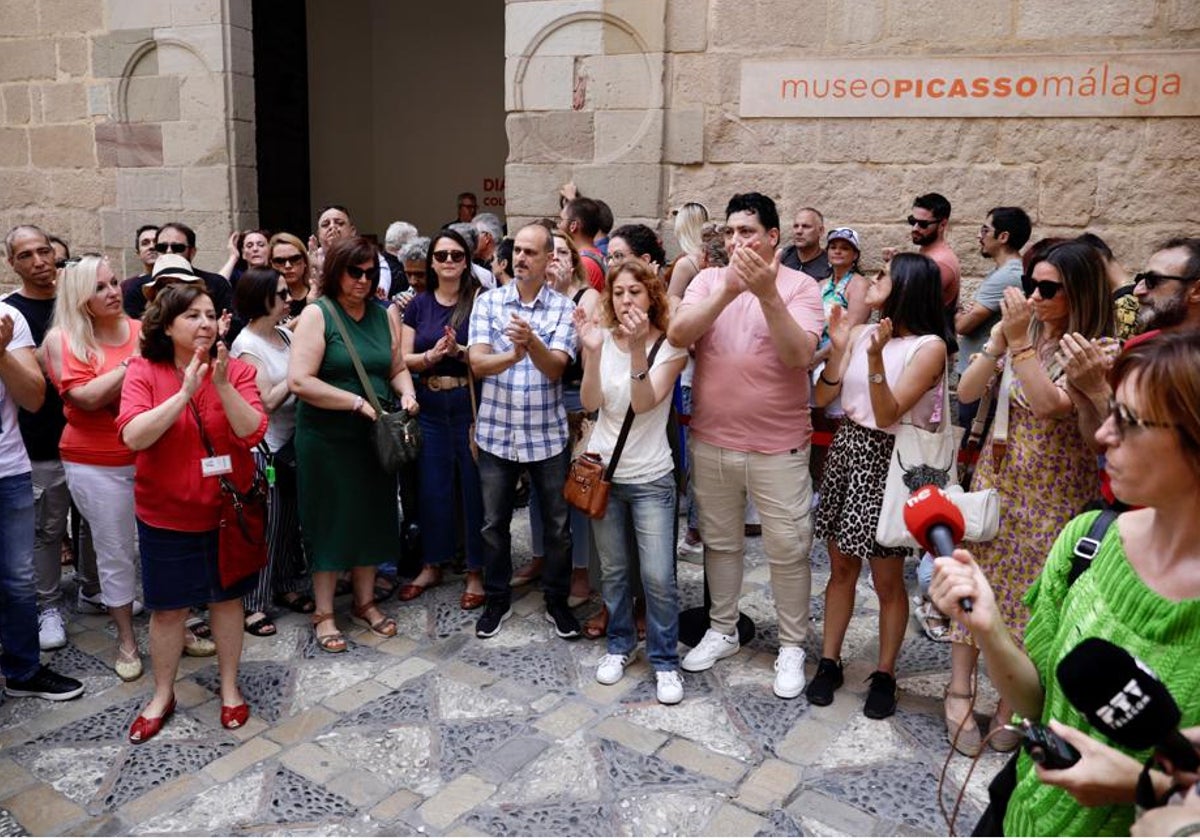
[667,192,824,699]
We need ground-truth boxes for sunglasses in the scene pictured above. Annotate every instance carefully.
[271,254,304,267]
[275,286,290,297]
[345,265,381,281]
[1133,270,1200,291]
[906,216,939,229]
[1107,398,1177,440]
[1021,275,1063,300]
[154,242,188,254]
[432,250,467,264]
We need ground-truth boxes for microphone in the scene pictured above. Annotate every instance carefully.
[902,485,972,612]
[1056,637,1199,772]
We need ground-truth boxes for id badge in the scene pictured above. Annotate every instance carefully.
[201,455,233,477]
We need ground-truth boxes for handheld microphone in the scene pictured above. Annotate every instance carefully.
[902,485,972,612]
[1056,637,1199,772]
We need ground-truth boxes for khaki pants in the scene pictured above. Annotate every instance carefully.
[691,438,813,646]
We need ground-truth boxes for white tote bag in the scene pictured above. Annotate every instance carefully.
[875,339,1000,548]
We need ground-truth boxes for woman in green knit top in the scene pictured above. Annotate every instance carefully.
[931,330,1200,837]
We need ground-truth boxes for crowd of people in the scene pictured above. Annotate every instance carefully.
[2,183,1198,835]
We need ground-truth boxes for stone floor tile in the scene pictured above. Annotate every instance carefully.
[533,700,595,738]
[369,788,421,823]
[494,732,601,805]
[592,717,669,755]
[318,726,438,793]
[701,802,768,836]
[204,736,281,783]
[68,629,114,656]
[0,759,33,800]
[616,790,724,835]
[375,656,437,688]
[324,771,393,808]
[735,758,802,812]
[622,698,756,761]
[133,769,265,835]
[170,678,213,709]
[262,706,339,746]
[773,715,839,764]
[417,773,496,829]
[279,741,350,784]
[1,782,86,834]
[116,774,209,826]
[789,790,882,836]
[434,675,527,720]
[473,735,550,783]
[657,737,749,783]
[437,659,501,688]
[376,635,420,658]
[323,679,392,713]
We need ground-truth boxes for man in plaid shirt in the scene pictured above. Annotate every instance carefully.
[468,223,581,640]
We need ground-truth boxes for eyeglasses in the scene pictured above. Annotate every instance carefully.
[1107,398,1177,439]
[154,242,188,254]
[345,265,380,281]
[1021,275,1063,300]
[271,254,304,267]
[458,203,477,211]
[275,287,290,297]
[1133,271,1200,290]
[406,269,427,279]
[607,251,629,263]
[907,216,940,229]
[979,224,994,237]
[432,250,467,264]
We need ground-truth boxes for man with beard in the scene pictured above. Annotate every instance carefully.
[1061,237,1200,475]
[894,193,960,350]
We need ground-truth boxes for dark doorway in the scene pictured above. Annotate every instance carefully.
[252,0,311,236]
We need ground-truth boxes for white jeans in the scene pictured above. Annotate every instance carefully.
[61,462,139,608]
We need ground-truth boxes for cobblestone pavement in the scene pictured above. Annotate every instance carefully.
[0,516,1008,836]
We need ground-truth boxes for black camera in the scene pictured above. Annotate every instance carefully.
[1021,720,1080,769]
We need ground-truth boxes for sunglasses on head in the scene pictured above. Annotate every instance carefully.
[345,264,380,281]
[1133,270,1200,291]
[1021,275,1063,300]
[154,242,188,254]
[906,216,939,229]
[433,250,467,264]
[271,254,304,267]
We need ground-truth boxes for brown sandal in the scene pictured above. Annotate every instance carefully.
[351,600,398,638]
[312,612,347,653]
[944,687,982,756]
[583,605,608,640]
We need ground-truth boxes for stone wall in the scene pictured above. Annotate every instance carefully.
[505,0,1200,278]
[0,0,255,280]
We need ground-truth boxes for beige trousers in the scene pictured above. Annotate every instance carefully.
[690,438,814,646]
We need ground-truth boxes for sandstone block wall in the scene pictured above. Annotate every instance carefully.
[0,0,255,281]
[505,0,1200,281]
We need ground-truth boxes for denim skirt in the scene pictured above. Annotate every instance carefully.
[137,519,258,610]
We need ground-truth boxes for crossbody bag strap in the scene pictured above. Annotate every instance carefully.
[1067,508,1119,588]
[603,333,667,481]
[992,357,1015,459]
[320,298,384,417]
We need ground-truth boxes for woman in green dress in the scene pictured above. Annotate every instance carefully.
[289,236,419,652]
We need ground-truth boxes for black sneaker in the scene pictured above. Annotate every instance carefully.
[544,601,581,640]
[863,670,898,719]
[4,665,84,701]
[804,657,844,706]
[475,603,512,638]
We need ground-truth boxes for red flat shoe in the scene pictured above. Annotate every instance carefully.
[221,701,250,729]
[129,696,176,744]
[460,591,486,611]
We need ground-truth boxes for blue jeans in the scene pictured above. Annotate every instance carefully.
[0,473,40,681]
[417,385,484,571]
[592,472,680,671]
[478,446,571,607]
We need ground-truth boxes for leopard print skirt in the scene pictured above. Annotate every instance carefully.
[814,419,911,563]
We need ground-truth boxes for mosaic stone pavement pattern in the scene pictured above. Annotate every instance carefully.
[0,516,1007,836]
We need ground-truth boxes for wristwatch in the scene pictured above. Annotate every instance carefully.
[868,372,885,384]
[630,369,649,381]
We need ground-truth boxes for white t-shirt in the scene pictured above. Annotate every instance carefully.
[230,326,296,451]
[0,304,35,478]
[587,332,687,484]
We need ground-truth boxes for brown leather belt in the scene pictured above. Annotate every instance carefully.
[423,375,469,391]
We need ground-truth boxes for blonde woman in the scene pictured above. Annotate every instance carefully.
[41,255,143,680]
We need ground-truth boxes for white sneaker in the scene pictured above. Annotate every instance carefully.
[676,533,702,560]
[38,608,67,651]
[596,651,635,685]
[681,628,739,672]
[773,645,807,699]
[656,670,684,704]
[77,590,145,616]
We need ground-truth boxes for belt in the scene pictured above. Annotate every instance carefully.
[423,375,469,391]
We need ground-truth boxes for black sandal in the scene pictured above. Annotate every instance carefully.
[185,615,212,639]
[274,592,316,614]
[373,574,398,602]
[244,611,277,637]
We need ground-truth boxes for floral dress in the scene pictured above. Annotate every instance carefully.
[953,339,1119,646]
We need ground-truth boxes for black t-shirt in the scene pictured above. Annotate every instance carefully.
[3,292,65,461]
[121,268,233,319]
[780,246,832,282]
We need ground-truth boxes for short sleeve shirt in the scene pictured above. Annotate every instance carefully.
[402,291,470,377]
[684,264,825,454]
[956,258,1023,373]
[467,282,576,463]
[0,304,35,478]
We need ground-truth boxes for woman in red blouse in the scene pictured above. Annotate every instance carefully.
[117,283,268,743]
[41,255,142,680]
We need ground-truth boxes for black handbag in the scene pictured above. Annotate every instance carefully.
[322,299,421,473]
